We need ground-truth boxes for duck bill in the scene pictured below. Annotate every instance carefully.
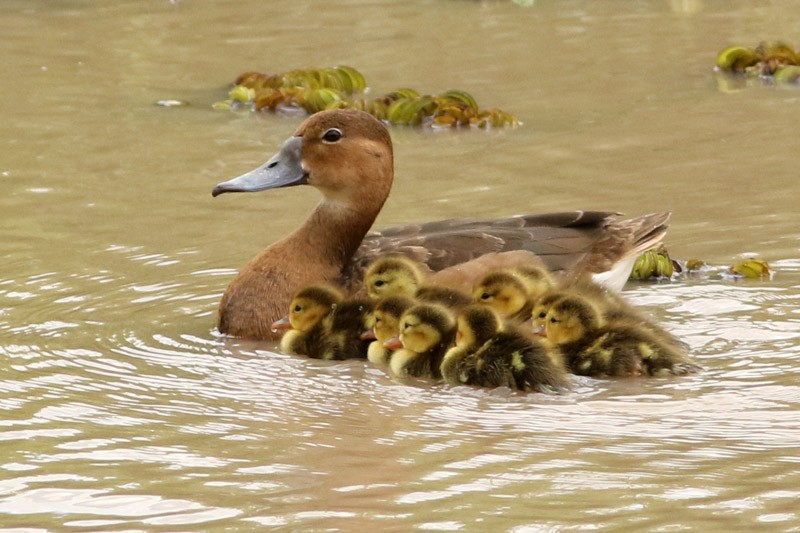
[531,324,546,337]
[383,336,403,350]
[212,136,307,197]
[360,329,377,341]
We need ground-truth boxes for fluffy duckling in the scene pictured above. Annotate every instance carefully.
[363,254,424,299]
[363,295,416,365]
[384,304,456,380]
[322,298,374,360]
[364,255,473,311]
[544,294,699,377]
[512,262,557,298]
[274,284,343,358]
[473,269,536,322]
[213,108,672,341]
[442,305,569,392]
[530,279,688,352]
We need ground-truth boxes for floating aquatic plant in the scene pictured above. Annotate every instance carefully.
[630,250,773,282]
[729,258,772,279]
[213,66,520,129]
[630,245,677,280]
[714,41,800,88]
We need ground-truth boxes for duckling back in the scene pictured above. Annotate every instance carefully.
[322,298,374,360]
[390,303,456,380]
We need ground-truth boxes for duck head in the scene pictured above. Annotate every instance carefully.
[212,108,393,208]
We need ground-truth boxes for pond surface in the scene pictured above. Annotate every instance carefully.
[2,0,800,530]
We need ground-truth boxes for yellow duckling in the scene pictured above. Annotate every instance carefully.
[512,262,557,299]
[363,295,416,365]
[273,284,343,358]
[363,254,424,300]
[531,279,688,352]
[383,303,456,380]
[364,255,473,310]
[442,305,569,392]
[544,294,700,377]
[473,269,536,322]
[322,298,374,360]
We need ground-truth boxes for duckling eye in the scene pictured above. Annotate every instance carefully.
[480,292,491,300]
[294,305,302,312]
[322,128,343,143]
[538,311,547,319]
[374,280,385,287]
[549,316,559,324]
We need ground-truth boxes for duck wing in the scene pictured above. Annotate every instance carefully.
[340,211,669,292]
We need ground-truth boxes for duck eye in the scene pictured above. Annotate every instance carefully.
[481,292,491,300]
[374,280,385,287]
[538,311,547,318]
[549,317,559,324]
[322,128,343,143]
[294,305,302,312]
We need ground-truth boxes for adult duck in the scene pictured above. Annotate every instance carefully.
[212,109,670,340]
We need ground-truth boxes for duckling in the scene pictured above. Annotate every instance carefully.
[442,305,569,392]
[321,298,374,360]
[512,262,557,299]
[364,255,473,311]
[384,304,456,380]
[212,108,673,341]
[473,269,535,322]
[530,279,688,352]
[275,284,343,358]
[363,254,424,300]
[544,294,699,377]
[415,285,473,311]
[363,295,415,365]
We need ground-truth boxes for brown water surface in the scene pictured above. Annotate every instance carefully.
[2,0,800,530]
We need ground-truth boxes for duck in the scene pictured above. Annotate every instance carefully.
[273,284,343,358]
[383,303,456,380]
[441,305,569,392]
[543,293,700,377]
[212,108,671,340]
[321,298,374,360]
[363,295,416,365]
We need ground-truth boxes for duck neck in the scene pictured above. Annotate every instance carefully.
[292,197,380,270]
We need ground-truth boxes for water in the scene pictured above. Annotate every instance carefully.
[2,0,800,530]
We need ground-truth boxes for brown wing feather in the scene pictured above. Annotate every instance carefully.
[337,211,670,293]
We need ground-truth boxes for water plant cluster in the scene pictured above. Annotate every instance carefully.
[630,246,771,281]
[715,41,800,85]
[213,66,520,129]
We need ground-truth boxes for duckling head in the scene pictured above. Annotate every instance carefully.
[473,270,529,318]
[544,295,602,346]
[530,290,566,335]
[364,255,423,299]
[286,284,343,332]
[368,295,416,343]
[397,304,456,354]
[456,304,502,349]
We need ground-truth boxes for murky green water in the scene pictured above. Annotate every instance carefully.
[2,0,800,530]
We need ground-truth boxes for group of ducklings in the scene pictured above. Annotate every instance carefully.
[272,254,701,393]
